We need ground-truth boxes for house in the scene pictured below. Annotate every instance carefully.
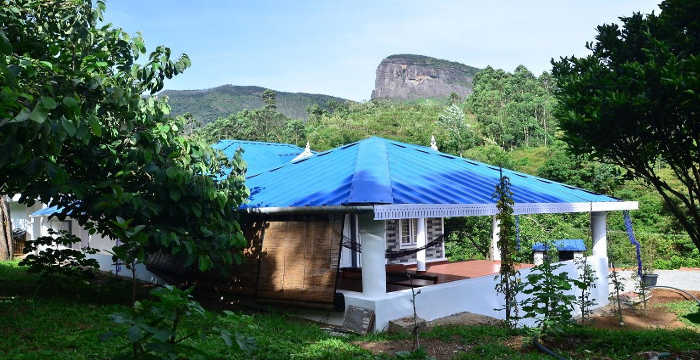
[224,136,637,330]
[11,141,311,283]
[13,136,638,331]
[532,239,587,265]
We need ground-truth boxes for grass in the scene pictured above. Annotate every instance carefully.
[658,300,700,330]
[1,260,699,359]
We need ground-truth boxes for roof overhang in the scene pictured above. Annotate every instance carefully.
[373,201,639,220]
[242,201,638,220]
[242,205,375,216]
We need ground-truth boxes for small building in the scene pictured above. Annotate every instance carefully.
[221,136,637,330]
[532,239,587,265]
[12,137,639,331]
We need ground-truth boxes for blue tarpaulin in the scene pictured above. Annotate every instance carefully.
[532,239,587,252]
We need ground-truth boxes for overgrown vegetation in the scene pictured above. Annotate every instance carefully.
[0,0,249,272]
[520,248,576,335]
[19,229,99,279]
[2,261,699,360]
[573,257,598,324]
[552,0,700,252]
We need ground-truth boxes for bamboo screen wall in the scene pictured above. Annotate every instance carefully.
[232,215,343,305]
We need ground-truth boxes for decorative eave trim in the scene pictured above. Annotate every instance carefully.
[373,201,639,220]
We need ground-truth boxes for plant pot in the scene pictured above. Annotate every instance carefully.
[642,273,658,287]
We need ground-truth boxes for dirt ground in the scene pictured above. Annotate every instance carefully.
[355,335,527,360]
[591,289,700,331]
[355,289,699,359]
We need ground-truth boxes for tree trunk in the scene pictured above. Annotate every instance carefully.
[0,196,14,261]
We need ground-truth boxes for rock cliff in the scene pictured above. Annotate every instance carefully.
[371,54,480,100]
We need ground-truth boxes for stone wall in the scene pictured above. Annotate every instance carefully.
[385,218,444,264]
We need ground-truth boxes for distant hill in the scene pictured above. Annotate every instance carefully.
[372,54,481,100]
[160,85,350,124]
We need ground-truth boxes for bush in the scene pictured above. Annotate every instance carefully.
[19,229,99,279]
[103,286,252,359]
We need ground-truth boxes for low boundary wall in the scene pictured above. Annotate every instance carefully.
[341,256,610,331]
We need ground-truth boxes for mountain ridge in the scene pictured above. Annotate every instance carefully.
[161,85,349,124]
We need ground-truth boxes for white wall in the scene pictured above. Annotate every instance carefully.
[342,256,610,331]
[31,215,164,284]
[8,201,43,239]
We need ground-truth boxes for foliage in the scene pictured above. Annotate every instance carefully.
[103,286,249,360]
[658,301,700,330]
[196,92,306,145]
[467,66,557,149]
[493,174,521,327]
[444,216,491,261]
[521,252,576,334]
[0,0,249,273]
[537,140,625,194]
[304,99,443,150]
[608,261,626,326]
[3,261,700,359]
[551,0,700,251]
[434,104,476,155]
[572,257,598,324]
[19,229,99,279]
[463,145,526,170]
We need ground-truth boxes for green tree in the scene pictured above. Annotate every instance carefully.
[521,251,576,334]
[467,66,556,149]
[551,0,700,250]
[262,89,277,111]
[493,173,521,327]
[537,140,625,194]
[0,0,248,272]
[435,104,475,155]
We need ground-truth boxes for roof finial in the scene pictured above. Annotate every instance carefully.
[430,135,438,151]
[292,141,313,162]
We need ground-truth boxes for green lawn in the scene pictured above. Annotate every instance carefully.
[1,261,698,359]
[658,300,700,330]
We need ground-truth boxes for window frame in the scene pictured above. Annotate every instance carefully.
[398,219,417,249]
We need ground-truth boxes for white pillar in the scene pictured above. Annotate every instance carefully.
[416,218,427,272]
[359,215,386,297]
[591,212,608,259]
[490,216,501,261]
[534,252,544,265]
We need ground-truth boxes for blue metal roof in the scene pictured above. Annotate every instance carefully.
[532,239,587,252]
[31,205,63,217]
[244,136,619,208]
[213,140,308,176]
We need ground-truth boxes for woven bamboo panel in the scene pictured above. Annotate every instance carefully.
[255,215,342,304]
[228,220,267,295]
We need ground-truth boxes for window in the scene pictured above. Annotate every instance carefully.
[399,219,417,248]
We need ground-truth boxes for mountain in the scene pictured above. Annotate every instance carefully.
[371,54,481,100]
[161,85,349,124]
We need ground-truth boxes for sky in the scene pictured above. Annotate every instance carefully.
[105,1,660,101]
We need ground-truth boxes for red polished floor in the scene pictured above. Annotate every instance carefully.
[337,260,534,293]
[404,260,533,279]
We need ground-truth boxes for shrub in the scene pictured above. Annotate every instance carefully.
[19,229,99,279]
[521,252,576,334]
[103,286,252,359]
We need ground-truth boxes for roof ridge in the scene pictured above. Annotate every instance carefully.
[346,137,393,204]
